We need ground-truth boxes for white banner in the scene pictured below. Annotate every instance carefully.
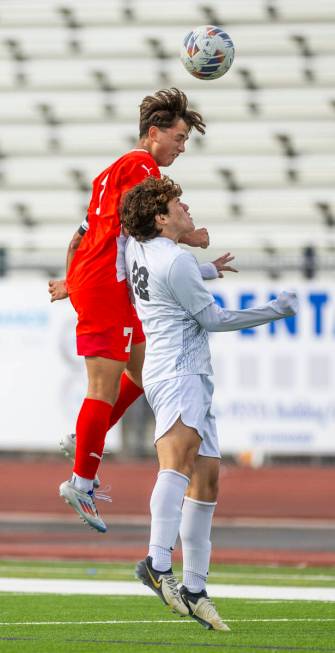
[0,278,334,456]
[208,279,335,456]
[0,279,121,451]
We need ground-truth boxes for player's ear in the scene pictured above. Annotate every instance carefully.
[155,213,167,226]
[148,125,160,142]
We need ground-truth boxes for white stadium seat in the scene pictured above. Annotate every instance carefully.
[0,189,87,224]
[1,153,334,194]
[0,0,335,268]
[71,0,335,26]
[0,123,136,155]
[1,121,334,157]
[1,24,335,60]
[0,186,334,227]
[172,154,335,190]
[190,122,335,156]
[206,223,335,252]
[1,0,335,28]
[0,88,333,124]
[0,56,334,92]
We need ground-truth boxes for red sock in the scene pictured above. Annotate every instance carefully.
[109,373,144,429]
[73,398,113,480]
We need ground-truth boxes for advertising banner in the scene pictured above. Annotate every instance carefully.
[208,279,335,456]
[0,277,334,456]
[0,279,121,451]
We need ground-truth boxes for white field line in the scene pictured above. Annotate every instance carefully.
[1,618,335,627]
[1,578,335,601]
[0,620,194,626]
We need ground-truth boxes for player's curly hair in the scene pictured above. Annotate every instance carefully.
[121,175,182,242]
[139,87,205,137]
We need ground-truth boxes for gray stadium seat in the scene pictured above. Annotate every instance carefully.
[0,0,334,271]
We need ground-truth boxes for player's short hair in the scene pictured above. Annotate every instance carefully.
[139,87,205,137]
[121,175,182,242]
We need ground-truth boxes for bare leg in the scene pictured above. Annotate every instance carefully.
[156,417,201,478]
[125,340,145,387]
[186,455,220,503]
[85,356,126,404]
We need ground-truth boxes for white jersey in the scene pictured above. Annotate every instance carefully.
[125,236,298,388]
[125,236,214,386]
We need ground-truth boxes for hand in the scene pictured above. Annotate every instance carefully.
[212,253,238,278]
[48,279,68,302]
[181,228,209,249]
[277,290,298,316]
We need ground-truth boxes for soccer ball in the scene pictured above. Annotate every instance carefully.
[180,25,234,80]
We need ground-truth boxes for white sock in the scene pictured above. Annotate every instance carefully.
[180,496,216,593]
[148,545,172,572]
[72,473,93,493]
[148,469,189,572]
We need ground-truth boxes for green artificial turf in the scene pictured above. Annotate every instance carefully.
[0,559,335,588]
[0,560,335,652]
[0,593,335,653]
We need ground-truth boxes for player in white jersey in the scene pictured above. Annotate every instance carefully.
[122,176,298,631]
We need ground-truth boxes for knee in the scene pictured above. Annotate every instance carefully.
[177,443,200,478]
[87,373,121,404]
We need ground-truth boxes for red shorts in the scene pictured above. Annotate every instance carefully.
[69,281,145,361]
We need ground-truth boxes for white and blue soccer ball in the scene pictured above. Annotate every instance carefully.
[180,25,234,80]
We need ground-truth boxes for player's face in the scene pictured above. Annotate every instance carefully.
[166,197,194,237]
[151,119,189,167]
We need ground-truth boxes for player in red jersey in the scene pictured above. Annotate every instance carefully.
[57,89,210,532]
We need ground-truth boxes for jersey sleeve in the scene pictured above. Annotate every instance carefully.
[198,262,219,280]
[167,252,215,316]
[78,216,89,234]
[194,291,297,332]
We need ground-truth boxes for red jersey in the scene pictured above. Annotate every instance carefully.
[67,149,160,292]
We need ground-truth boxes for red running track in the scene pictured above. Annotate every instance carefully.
[2,458,335,519]
[1,458,335,564]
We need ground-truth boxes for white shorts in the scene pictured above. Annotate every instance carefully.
[145,374,221,458]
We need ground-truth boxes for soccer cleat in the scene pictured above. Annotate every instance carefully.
[179,585,230,631]
[60,433,100,489]
[59,480,107,533]
[135,556,189,616]
[59,432,77,458]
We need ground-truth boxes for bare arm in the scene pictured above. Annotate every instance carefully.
[66,230,83,273]
[179,228,209,249]
[48,229,84,302]
[199,252,238,280]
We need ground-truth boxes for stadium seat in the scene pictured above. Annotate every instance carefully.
[1,186,334,228]
[1,152,334,196]
[172,154,335,190]
[3,120,333,158]
[0,87,333,127]
[0,0,335,271]
[1,56,334,92]
[2,0,335,28]
[2,23,335,62]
